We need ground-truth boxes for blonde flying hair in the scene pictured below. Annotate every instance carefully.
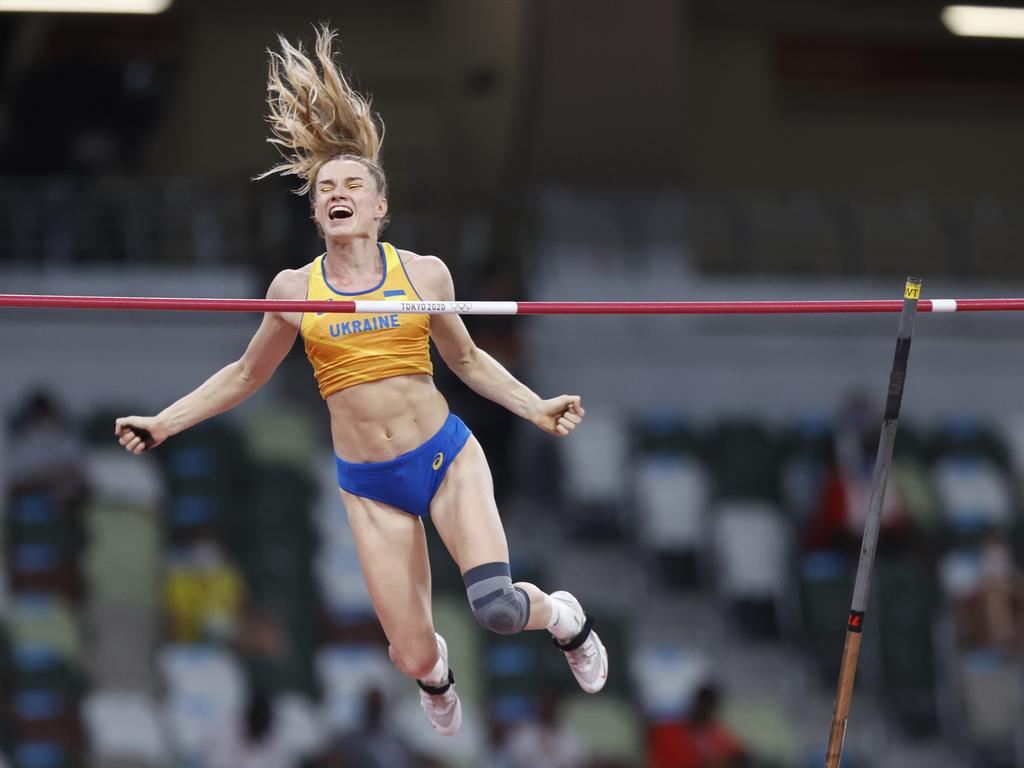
[257,24,388,213]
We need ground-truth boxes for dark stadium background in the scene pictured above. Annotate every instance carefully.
[2,2,1024,767]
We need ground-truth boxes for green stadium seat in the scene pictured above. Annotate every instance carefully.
[798,551,853,683]
[875,555,937,732]
[82,503,160,607]
[561,693,643,762]
[240,404,320,473]
[10,596,81,668]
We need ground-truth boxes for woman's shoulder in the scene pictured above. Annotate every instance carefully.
[267,261,314,299]
[397,249,452,298]
[397,248,449,278]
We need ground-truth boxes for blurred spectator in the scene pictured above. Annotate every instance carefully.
[803,393,913,552]
[497,689,587,768]
[4,390,87,501]
[648,685,746,768]
[238,606,288,659]
[953,534,1024,655]
[329,688,412,768]
[164,530,245,644]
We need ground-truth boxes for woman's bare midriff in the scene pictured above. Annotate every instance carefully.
[325,373,451,463]
[274,262,448,463]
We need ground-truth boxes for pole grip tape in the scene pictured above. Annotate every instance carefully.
[884,336,912,421]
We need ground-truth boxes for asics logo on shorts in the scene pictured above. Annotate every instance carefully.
[432,452,444,470]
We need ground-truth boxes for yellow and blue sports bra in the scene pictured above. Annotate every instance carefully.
[300,242,433,398]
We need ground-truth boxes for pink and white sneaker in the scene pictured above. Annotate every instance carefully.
[550,591,608,694]
[417,633,462,735]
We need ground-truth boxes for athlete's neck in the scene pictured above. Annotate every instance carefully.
[323,237,381,288]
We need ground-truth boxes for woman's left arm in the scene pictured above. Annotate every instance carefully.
[414,255,584,437]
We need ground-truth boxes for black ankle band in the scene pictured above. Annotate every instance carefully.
[417,668,455,695]
[554,614,594,652]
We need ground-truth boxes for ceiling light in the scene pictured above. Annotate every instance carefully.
[942,5,1024,39]
[0,0,171,13]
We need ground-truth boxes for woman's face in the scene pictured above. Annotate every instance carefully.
[312,157,388,241]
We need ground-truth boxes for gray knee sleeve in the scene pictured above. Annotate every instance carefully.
[463,562,530,635]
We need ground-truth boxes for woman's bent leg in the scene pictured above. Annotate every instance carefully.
[430,435,608,692]
[429,436,555,630]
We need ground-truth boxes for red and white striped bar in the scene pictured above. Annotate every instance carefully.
[2,294,1024,315]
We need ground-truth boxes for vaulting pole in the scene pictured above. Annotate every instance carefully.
[823,277,921,768]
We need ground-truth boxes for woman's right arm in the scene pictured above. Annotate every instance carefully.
[115,271,302,454]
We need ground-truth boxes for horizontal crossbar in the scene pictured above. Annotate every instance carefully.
[2,295,1024,315]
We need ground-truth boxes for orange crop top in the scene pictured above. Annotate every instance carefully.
[300,242,433,398]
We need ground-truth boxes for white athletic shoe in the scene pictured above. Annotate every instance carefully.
[550,591,608,694]
[417,633,462,736]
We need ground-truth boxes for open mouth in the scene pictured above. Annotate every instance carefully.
[328,204,353,221]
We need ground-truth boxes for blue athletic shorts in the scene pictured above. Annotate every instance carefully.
[335,412,472,517]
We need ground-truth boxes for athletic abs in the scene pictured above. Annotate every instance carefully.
[326,373,450,462]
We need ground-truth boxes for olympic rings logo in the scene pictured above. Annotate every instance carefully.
[454,302,472,313]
